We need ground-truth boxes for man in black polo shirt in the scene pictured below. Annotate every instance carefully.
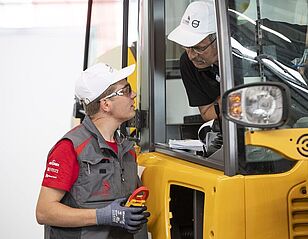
[168,0,220,122]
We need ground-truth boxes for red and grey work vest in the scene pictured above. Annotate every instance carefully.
[45,116,139,239]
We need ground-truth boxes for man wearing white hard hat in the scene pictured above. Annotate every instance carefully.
[36,63,150,239]
[168,0,220,122]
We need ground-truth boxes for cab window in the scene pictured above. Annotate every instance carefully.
[229,0,308,174]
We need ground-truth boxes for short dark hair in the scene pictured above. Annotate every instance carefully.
[208,33,216,41]
[84,83,117,116]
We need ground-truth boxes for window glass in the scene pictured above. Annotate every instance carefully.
[165,0,201,129]
[229,0,308,174]
[163,0,223,167]
[87,0,138,68]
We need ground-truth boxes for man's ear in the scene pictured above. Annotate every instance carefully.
[100,99,111,112]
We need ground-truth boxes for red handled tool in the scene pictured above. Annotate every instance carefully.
[125,186,149,207]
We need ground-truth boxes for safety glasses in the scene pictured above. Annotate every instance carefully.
[102,83,132,100]
[182,37,216,54]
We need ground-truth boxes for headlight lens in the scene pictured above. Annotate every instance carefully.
[223,82,289,128]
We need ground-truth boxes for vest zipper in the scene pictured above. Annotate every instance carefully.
[118,144,125,183]
[119,157,125,182]
[87,163,91,174]
[120,168,125,182]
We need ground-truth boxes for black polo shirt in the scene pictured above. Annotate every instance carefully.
[180,51,220,107]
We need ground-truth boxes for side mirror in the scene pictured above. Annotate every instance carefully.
[222,82,290,128]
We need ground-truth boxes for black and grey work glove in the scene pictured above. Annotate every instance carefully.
[96,197,150,233]
[211,133,223,149]
[207,132,223,156]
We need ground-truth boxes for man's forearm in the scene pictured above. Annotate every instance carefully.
[199,99,221,122]
[200,104,217,122]
[36,201,97,227]
[36,186,97,227]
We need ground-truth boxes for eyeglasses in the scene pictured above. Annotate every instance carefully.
[102,83,132,100]
[182,38,216,54]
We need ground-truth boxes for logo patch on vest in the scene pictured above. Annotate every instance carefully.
[102,180,111,195]
[92,179,111,197]
[99,168,107,174]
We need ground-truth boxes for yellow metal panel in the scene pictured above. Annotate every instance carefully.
[138,152,308,239]
[245,161,308,239]
[212,176,246,239]
[245,128,308,160]
[138,152,245,239]
[288,181,308,238]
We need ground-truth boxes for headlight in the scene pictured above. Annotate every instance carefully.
[222,82,290,128]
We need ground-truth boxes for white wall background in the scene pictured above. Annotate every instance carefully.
[0,2,87,238]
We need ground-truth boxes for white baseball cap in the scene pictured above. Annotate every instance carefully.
[167,0,216,47]
[75,63,135,104]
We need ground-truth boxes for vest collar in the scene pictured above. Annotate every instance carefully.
[82,115,133,153]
